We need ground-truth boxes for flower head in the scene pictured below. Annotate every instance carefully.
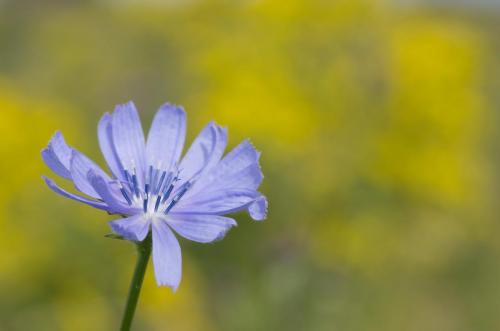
[42,102,267,290]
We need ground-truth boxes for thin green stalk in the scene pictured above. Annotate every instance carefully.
[120,235,151,331]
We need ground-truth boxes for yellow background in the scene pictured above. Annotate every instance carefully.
[1,0,499,330]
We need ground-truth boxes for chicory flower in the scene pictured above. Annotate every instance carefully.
[42,102,267,290]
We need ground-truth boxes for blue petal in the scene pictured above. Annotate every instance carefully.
[87,170,138,215]
[98,113,124,180]
[228,163,263,191]
[152,218,182,291]
[248,195,268,221]
[41,131,73,179]
[146,103,186,172]
[109,215,150,241]
[187,140,260,197]
[173,188,260,215]
[111,102,146,182]
[167,214,236,243]
[70,150,111,199]
[42,176,110,211]
[177,122,227,186]
[212,140,260,177]
[199,163,263,195]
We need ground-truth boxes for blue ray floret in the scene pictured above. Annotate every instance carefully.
[42,102,268,291]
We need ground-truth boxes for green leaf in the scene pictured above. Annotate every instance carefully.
[105,233,125,240]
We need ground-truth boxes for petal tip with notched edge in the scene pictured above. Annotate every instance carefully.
[249,195,268,221]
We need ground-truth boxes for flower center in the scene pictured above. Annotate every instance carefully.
[118,165,191,215]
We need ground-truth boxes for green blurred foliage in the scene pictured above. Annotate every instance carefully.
[0,0,499,330]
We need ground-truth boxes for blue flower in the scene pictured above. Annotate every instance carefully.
[42,102,267,290]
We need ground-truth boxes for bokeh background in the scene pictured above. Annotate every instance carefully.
[1,0,500,330]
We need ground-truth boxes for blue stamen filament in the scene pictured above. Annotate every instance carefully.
[161,184,175,204]
[148,166,153,187]
[120,187,132,205]
[154,196,162,212]
[132,173,139,197]
[154,171,167,195]
[123,170,135,194]
[164,182,191,214]
[151,169,159,193]
[119,166,192,215]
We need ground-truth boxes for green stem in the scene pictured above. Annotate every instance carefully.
[120,235,151,331]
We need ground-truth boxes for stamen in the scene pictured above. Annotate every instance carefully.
[162,172,174,192]
[155,171,167,195]
[164,182,191,214]
[132,174,139,197]
[124,170,134,192]
[148,166,153,185]
[176,182,191,199]
[120,187,132,205]
[161,184,175,204]
[151,168,160,193]
[154,195,162,212]
[174,170,181,182]
[122,163,192,215]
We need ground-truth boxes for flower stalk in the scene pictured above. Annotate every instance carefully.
[120,235,152,331]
